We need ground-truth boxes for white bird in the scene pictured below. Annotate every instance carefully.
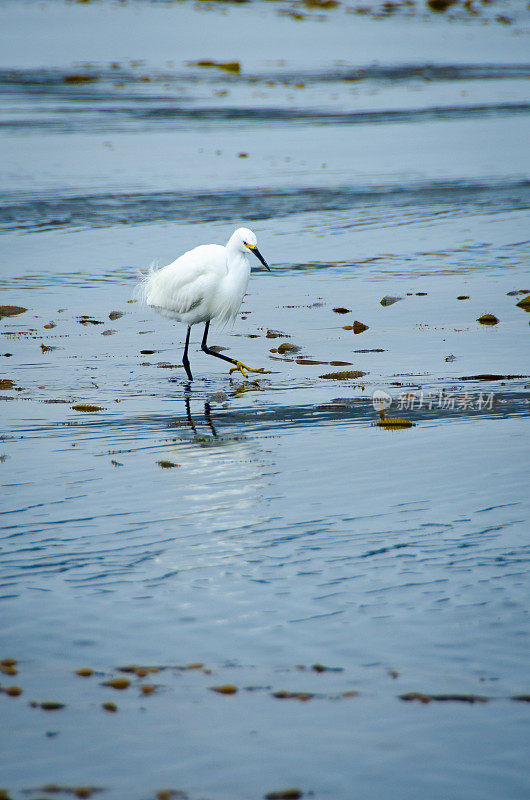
[140,227,271,381]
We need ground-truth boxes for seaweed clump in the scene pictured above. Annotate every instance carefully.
[319,370,366,380]
[0,306,27,319]
[374,409,414,428]
[477,314,499,325]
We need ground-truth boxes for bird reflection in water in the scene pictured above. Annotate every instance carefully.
[155,388,268,542]
[177,379,266,443]
[184,392,218,439]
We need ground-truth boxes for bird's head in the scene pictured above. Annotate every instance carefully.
[232,227,270,271]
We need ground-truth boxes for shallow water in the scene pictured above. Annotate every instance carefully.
[1,2,530,799]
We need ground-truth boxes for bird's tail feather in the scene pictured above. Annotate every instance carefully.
[134,261,159,304]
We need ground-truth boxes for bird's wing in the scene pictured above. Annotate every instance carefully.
[142,244,227,315]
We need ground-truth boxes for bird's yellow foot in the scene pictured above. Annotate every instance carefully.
[229,361,271,378]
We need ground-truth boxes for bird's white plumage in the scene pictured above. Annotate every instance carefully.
[139,227,258,328]
[138,227,270,381]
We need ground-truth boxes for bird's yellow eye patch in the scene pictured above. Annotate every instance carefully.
[244,242,256,249]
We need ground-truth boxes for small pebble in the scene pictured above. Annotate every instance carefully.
[39,701,66,711]
[477,314,499,325]
[4,686,22,696]
[277,342,299,354]
[265,788,303,799]
[102,678,130,690]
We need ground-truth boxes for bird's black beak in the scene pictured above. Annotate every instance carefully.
[252,247,270,271]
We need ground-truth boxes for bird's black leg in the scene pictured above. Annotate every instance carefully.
[200,321,234,365]
[182,325,193,381]
[200,321,270,378]
[204,401,218,437]
[184,392,197,434]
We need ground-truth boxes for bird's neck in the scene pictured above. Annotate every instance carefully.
[226,243,251,276]
[221,244,251,314]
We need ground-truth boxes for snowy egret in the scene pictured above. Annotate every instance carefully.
[140,227,271,381]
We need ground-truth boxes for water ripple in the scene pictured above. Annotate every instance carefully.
[1,179,528,233]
